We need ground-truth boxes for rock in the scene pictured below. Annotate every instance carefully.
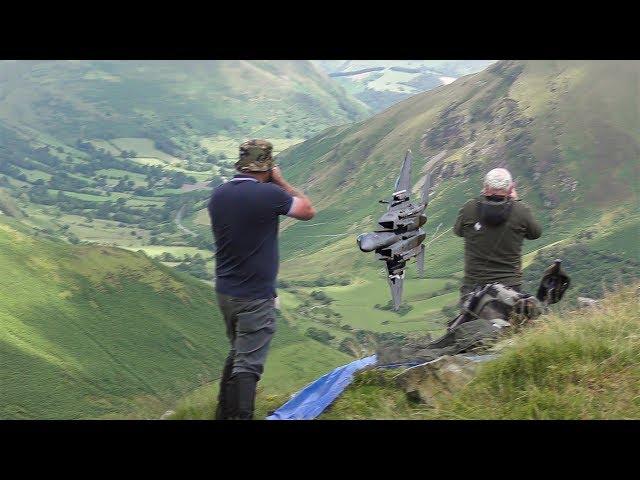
[395,355,477,406]
[377,318,503,365]
[377,334,433,365]
[490,318,512,328]
[577,297,599,308]
[160,410,175,420]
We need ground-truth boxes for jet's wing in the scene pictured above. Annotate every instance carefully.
[388,273,404,311]
[394,150,413,195]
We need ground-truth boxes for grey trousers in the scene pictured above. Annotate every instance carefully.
[216,293,276,379]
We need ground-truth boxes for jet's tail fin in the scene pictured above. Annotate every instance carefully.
[416,244,425,278]
[395,150,413,193]
[421,172,431,206]
[388,274,404,311]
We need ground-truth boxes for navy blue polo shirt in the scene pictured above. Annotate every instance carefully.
[208,174,294,299]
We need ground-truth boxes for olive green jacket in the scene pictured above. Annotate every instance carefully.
[454,197,542,287]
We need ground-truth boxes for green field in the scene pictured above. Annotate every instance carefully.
[126,245,212,259]
[282,271,457,334]
[200,134,305,161]
[110,138,182,163]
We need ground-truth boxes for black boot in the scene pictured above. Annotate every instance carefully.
[231,372,258,420]
[215,356,235,420]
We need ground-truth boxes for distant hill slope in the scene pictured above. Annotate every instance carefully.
[321,286,640,419]
[0,60,369,144]
[313,60,496,111]
[276,60,639,283]
[0,60,371,272]
[0,217,349,419]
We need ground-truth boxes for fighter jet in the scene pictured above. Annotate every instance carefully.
[357,150,431,311]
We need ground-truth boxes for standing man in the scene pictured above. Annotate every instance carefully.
[454,167,542,305]
[208,139,315,420]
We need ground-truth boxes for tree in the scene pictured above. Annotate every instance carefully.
[310,290,333,304]
[305,327,334,345]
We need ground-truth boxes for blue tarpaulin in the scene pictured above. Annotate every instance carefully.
[266,355,377,420]
[265,352,497,420]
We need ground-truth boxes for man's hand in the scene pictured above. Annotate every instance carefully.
[509,186,519,200]
[269,165,286,187]
[269,165,299,195]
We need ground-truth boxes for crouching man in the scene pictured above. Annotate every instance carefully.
[208,139,315,419]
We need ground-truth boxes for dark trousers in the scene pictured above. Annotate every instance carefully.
[215,293,276,419]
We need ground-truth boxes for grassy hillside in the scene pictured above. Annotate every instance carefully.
[0,216,227,418]
[0,217,349,419]
[0,60,369,144]
[264,60,639,336]
[321,286,640,419]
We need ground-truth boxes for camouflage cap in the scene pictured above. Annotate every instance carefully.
[236,139,274,172]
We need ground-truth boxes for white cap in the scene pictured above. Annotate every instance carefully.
[484,168,513,191]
